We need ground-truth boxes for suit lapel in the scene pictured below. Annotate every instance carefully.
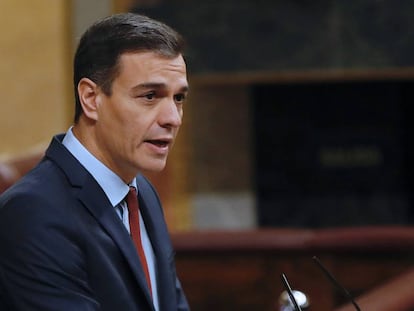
[45,135,154,307]
[77,179,154,304]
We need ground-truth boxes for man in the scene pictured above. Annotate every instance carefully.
[0,13,190,311]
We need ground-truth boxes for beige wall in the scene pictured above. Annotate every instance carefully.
[0,0,71,156]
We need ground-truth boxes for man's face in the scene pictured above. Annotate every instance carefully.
[92,51,188,182]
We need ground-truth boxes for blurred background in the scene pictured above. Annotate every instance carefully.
[131,0,414,230]
[2,1,414,310]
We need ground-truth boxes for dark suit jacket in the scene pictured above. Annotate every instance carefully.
[0,134,189,311]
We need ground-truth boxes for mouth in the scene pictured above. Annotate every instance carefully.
[143,137,173,153]
[145,139,170,148]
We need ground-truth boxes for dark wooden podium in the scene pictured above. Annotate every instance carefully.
[171,227,414,311]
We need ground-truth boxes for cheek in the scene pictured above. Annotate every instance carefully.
[126,116,150,143]
[104,101,134,131]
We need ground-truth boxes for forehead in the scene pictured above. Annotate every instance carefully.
[113,52,188,92]
[117,51,186,77]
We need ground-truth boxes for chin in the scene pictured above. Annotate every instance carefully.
[141,160,167,173]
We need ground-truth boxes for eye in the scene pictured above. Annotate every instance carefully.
[174,93,187,103]
[143,92,156,100]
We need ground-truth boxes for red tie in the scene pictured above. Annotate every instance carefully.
[126,186,152,296]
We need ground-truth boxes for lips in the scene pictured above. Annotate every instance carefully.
[146,139,169,147]
[143,137,173,153]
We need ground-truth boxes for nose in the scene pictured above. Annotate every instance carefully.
[159,98,182,129]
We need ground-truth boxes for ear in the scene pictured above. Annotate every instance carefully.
[77,78,101,121]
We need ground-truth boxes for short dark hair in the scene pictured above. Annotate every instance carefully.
[73,13,185,123]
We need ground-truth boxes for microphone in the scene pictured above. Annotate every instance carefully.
[280,273,303,311]
[312,256,361,311]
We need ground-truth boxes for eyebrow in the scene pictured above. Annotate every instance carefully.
[132,82,189,93]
